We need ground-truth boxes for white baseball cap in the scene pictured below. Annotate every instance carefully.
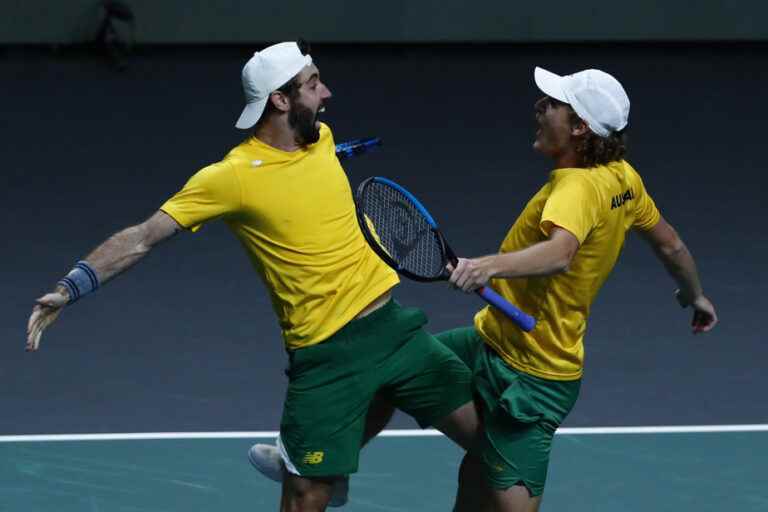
[235,42,313,129]
[534,67,630,137]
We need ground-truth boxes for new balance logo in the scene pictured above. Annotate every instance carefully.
[610,188,635,210]
[302,451,325,465]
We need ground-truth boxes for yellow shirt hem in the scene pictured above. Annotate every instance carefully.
[284,275,400,350]
[476,329,583,382]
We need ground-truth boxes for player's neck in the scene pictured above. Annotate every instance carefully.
[253,119,302,153]
[552,147,584,169]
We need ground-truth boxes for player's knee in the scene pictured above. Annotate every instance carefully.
[434,401,482,452]
[526,495,543,512]
[491,484,535,512]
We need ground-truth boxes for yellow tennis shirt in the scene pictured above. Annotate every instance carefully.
[160,123,399,349]
[475,160,661,380]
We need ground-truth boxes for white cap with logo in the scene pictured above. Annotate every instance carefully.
[235,42,313,130]
[534,67,629,137]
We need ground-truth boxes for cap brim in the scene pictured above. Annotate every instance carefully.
[534,67,569,104]
[235,97,268,130]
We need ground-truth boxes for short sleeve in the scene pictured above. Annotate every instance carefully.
[322,123,335,152]
[631,174,661,231]
[540,175,600,244]
[160,161,242,232]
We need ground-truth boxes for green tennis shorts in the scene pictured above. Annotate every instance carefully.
[279,300,473,477]
[437,326,581,496]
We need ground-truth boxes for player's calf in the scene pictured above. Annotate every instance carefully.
[281,473,334,512]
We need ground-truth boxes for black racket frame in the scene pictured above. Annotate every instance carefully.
[355,177,459,283]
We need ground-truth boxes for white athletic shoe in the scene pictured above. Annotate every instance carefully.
[248,443,349,507]
[247,444,284,482]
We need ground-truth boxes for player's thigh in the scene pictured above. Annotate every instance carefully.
[385,325,475,435]
[476,350,580,499]
[481,422,552,503]
[281,299,441,476]
[434,325,484,369]
[280,337,376,477]
[432,400,481,451]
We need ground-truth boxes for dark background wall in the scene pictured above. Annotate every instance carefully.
[3,1,767,44]
[2,41,766,434]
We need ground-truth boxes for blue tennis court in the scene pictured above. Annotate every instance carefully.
[3,426,766,511]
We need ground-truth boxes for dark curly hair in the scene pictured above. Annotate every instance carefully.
[568,110,628,167]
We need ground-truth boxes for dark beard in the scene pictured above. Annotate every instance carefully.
[289,102,320,145]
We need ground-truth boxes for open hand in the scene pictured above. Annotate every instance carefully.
[26,291,69,351]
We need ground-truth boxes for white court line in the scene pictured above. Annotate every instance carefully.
[1,425,767,443]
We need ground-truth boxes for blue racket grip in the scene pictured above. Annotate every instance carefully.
[477,286,536,332]
[335,137,382,159]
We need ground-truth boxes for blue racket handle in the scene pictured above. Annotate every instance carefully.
[477,286,536,332]
[335,137,382,159]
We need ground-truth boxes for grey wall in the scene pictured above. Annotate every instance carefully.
[3,43,767,434]
[4,1,767,44]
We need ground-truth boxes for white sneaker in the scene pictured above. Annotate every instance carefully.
[247,443,349,507]
[247,444,283,482]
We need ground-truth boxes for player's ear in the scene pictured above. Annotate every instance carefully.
[269,91,291,113]
[571,119,590,137]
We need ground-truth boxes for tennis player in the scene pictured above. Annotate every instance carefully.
[25,41,481,512]
[439,66,719,511]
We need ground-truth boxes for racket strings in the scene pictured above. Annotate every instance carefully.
[360,182,445,279]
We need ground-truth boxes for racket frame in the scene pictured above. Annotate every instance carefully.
[355,177,451,283]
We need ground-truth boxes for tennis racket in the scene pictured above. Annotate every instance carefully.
[355,176,536,332]
[335,137,382,160]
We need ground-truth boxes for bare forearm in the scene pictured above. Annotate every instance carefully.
[640,218,705,303]
[75,211,180,288]
[653,239,703,301]
[489,241,572,279]
[83,224,153,285]
[50,226,151,303]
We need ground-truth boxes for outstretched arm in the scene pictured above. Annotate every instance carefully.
[26,210,182,351]
[638,216,718,334]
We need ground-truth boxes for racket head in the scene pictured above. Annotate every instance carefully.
[355,177,450,282]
